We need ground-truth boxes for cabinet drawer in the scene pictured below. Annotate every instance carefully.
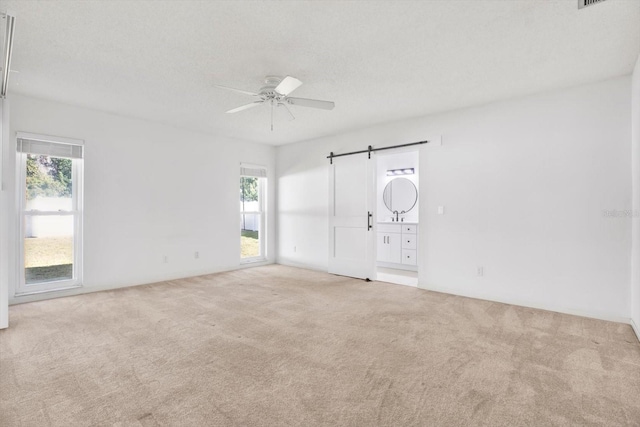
[401,249,417,265]
[402,235,416,250]
[402,225,417,234]
[378,223,402,234]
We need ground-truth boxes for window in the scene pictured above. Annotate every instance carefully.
[240,165,266,262]
[16,133,83,295]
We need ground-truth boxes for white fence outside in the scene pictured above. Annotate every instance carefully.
[25,197,73,238]
[26,197,261,236]
[240,201,260,232]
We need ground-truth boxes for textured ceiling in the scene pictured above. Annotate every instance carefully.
[2,0,639,145]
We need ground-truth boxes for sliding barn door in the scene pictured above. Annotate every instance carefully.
[328,154,374,280]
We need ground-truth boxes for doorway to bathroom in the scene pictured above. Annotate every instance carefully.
[327,141,428,284]
[375,149,419,287]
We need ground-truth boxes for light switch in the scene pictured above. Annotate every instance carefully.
[438,206,445,215]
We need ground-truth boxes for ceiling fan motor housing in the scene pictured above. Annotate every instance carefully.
[260,76,284,99]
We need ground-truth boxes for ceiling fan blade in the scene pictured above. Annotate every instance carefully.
[226,101,263,114]
[278,103,295,121]
[275,76,302,96]
[286,97,335,110]
[215,84,260,97]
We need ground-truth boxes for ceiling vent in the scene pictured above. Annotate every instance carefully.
[578,0,606,9]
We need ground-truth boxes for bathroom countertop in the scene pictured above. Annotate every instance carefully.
[377,221,419,225]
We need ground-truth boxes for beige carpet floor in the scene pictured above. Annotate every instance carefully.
[1,265,640,426]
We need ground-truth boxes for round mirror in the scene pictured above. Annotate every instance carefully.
[383,178,418,213]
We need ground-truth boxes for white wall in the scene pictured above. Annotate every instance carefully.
[631,54,640,337]
[278,76,632,321]
[5,94,276,305]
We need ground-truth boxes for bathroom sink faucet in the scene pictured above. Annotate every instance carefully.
[393,210,399,222]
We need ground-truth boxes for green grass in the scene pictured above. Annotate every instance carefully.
[241,230,260,258]
[241,230,258,239]
[24,237,73,283]
[25,237,72,268]
[24,233,261,280]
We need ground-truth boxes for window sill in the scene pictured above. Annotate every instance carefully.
[15,283,82,297]
[240,257,267,265]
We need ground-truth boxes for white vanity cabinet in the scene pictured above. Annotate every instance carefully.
[377,223,417,268]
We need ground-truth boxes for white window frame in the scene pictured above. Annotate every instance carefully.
[240,165,266,264]
[15,132,84,296]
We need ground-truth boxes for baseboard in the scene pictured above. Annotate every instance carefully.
[376,272,418,287]
[420,283,630,324]
[631,318,640,343]
[9,260,275,306]
[275,257,327,273]
[276,263,631,324]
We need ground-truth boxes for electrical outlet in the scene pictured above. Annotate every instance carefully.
[438,206,445,215]
[163,255,168,264]
[477,267,484,277]
[194,251,199,259]
[293,246,297,253]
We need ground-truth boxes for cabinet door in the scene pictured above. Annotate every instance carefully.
[387,233,402,264]
[377,233,390,262]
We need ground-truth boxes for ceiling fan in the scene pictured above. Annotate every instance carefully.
[215,76,335,131]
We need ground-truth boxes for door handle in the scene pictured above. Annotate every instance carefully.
[367,211,373,231]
